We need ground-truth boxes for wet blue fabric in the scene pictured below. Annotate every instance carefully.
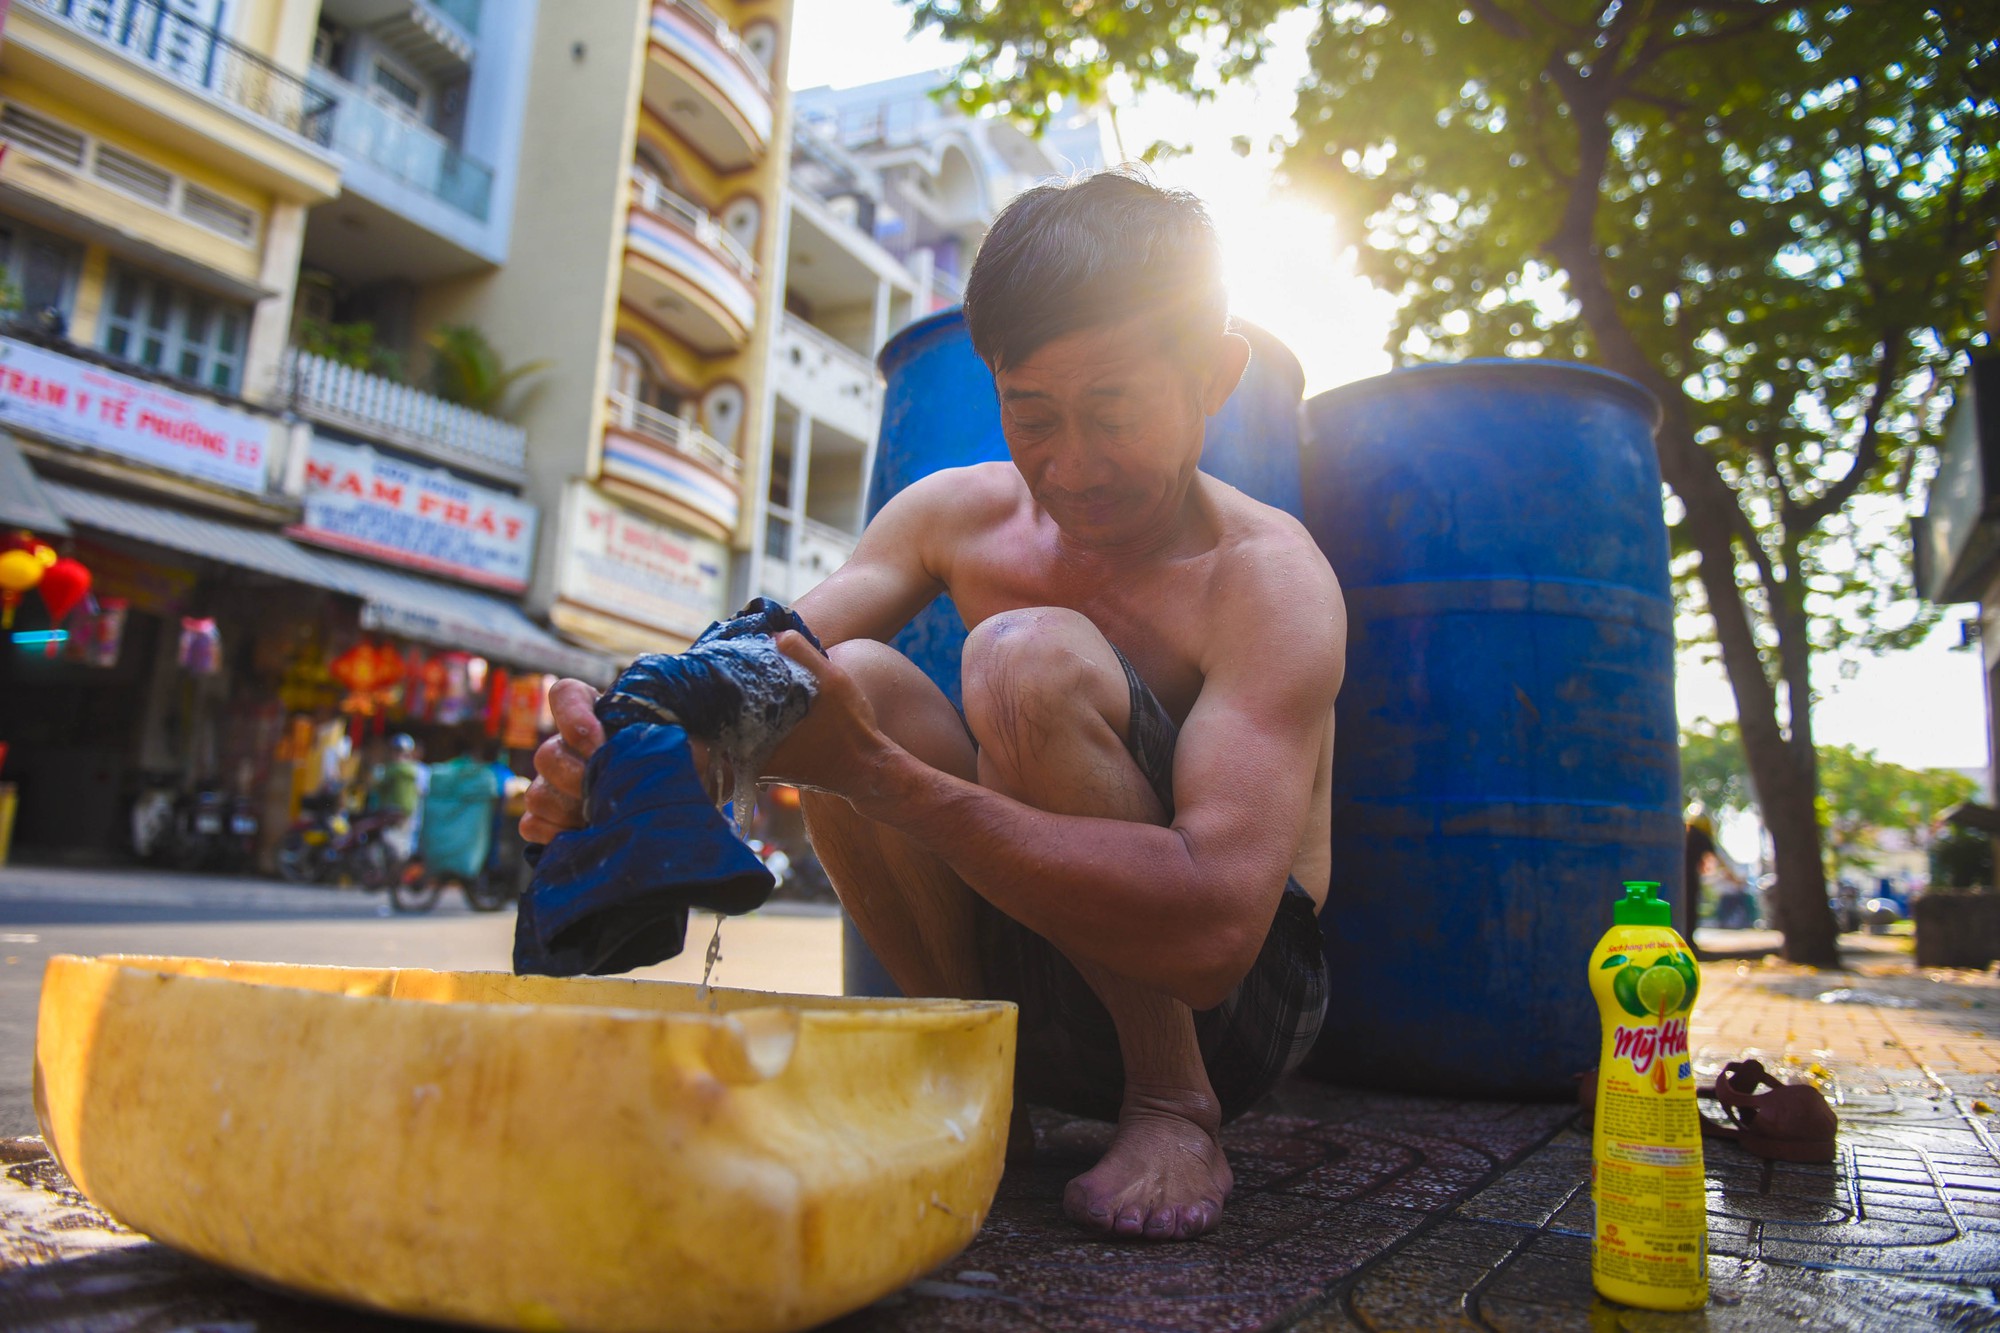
[513,599,823,978]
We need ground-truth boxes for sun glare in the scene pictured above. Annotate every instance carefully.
[1208,192,1396,397]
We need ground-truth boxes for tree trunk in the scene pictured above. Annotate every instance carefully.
[1543,75,1841,968]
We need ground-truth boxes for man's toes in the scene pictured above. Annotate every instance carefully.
[1062,1179,1113,1230]
[1177,1200,1220,1239]
[1143,1207,1177,1239]
[1113,1205,1146,1236]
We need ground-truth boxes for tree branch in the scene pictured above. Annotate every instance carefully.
[1791,332,1904,528]
[1460,0,1531,42]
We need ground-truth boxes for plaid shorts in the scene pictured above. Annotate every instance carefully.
[972,645,1330,1124]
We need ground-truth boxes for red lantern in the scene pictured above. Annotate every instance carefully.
[36,557,91,625]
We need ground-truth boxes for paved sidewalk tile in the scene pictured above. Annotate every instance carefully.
[2,949,1996,1331]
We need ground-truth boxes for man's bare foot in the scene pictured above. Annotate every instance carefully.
[1062,1088,1231,1241]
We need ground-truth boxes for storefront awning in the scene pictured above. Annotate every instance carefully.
[0,432,71,537]
[45,480,619,685]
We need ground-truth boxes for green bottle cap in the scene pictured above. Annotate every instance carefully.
[1614,880,1672,926]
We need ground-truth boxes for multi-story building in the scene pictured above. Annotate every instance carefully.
[746,73,1109,608]
[423,0,795,660]
[0,0,770,860]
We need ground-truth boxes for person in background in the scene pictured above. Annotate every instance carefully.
[482,739,521,879]
[371,734,424,863]
[1683,812,1745,945]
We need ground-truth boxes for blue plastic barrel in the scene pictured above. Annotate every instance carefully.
[867,308,1306,708]
[1299,360,1678,1098]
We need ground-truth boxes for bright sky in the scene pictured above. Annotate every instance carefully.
[787,3,1990,778]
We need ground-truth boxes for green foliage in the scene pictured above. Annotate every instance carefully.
[904,0,1296,127]
[1681,721,1979,868]
[1818,745,1979,870]
[1681,721,1754,816]
[297,319,404,381]
[424,325,550,419]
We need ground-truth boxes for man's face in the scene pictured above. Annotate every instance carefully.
[993,318,1214,548]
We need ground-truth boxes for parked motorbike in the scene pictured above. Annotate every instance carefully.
[276,791,404,890]
[136,781,258,873]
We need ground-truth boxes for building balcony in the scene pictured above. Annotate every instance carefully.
[644,0,772,172]
[281,347,526,485]
[600,389,741,540]
[308,65,494,221]
[759,516,856,603]
[15,0,334,148]
[773,313,879,444]
[622,176,758,354]
[317,0,478,75]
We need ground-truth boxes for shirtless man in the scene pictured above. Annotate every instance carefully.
[523,170,1345,1243]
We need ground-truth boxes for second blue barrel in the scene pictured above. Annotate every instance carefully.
[869,309,1306,707]
[1300,360,1679,1097]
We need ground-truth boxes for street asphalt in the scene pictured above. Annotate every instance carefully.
[0,862,844,1137]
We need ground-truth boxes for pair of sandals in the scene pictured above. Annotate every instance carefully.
[1577,1059,1838,1163]
[1698,1058,1839,1163]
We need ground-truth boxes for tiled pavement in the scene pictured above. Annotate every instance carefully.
[3,946,1997,1331]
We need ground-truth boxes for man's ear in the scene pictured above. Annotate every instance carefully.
[1201,332,1253,416]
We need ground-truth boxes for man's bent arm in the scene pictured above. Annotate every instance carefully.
[827,598,1341,1009]
[793,465,1013,646]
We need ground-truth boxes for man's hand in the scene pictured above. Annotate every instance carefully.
[765,632,897,796]
[520,679,604,843]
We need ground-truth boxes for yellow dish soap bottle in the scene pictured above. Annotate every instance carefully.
[1588,880,1707,1310]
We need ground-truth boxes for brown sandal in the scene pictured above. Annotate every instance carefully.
[1704,1059,1838,1163]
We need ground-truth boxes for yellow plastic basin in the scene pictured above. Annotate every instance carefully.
[33,955,1016,1332]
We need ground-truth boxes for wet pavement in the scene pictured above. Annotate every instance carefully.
[1,940,1996,1330]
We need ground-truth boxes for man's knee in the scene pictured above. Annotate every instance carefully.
[961,608,1122,755]
[827,638,977,780]
[826,637,914,693]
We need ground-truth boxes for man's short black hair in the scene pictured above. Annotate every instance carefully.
[962,168,1227,373]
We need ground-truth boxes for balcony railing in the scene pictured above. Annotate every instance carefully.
[776,313,879,436]
[21,0,334,145]
[629,173,757,278]
[607,391,739,477]
[798,517,858,574]
[668,0,769,95]
[283,348,526,479]
[310,66,494,221]
[782,312,873,380]
[429,0,481,37]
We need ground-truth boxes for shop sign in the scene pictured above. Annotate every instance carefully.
[555,482,727,641]
[0,337,271,494]
[291,436,538,592]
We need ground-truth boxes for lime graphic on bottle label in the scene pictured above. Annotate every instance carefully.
[1613,962,1648,1018]
[1664,951,1699,1011]
[1635,965,1686,1017]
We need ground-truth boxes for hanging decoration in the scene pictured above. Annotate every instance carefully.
[36,557,92,625]
[432,652,478,725]
[0,530,97,632]
[0,547,42,629]
[177,617,222,675]
[69,596,128,668]
[329,639,410,716]
[501,674,551,751]
[483,667,510,739]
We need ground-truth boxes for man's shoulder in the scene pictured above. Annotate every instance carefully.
[892,462,1027,524]
[1205,483,1341,599]
[1199,484,1345,666]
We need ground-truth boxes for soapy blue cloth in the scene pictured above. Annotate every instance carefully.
[513,599,822,977]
